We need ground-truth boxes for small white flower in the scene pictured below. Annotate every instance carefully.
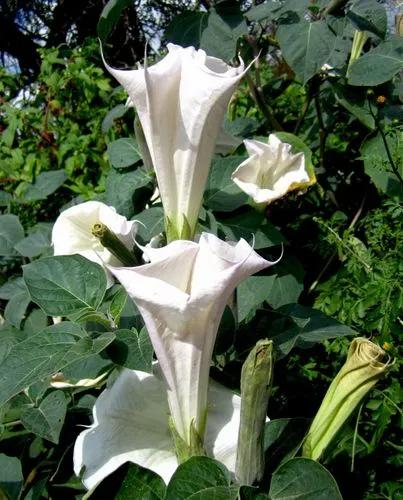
[231,134,311,205]
[52,201,137,286]
[74,366,241,489]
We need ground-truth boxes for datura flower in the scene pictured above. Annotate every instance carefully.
[104,44,246,240]
[231,134,312,205]
[52,201,136,286]
[74,366,241,489]
[108,233,275,453]
[303,337,392,461]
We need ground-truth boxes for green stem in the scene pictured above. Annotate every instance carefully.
[92,223,138,266]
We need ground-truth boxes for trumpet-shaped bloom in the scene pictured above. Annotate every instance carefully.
[74,367,241,489]
[303,337,392,461]
[231,135,312,205]
[109,232,275,448]
[52,201,136,286]
[104,44,246,239]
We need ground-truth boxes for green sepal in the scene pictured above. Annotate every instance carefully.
[168,417,205,464]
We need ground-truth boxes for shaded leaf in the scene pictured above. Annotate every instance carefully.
[238,275,276,323]
[102,104,129,134]
[23,170,67,202]
[21,390,67,443]
[4,288,31,328]
[0,454,23,500]
[133,206,164,242]
[107,328,153,372]
[0,214,24,256]
[98,0,132,42]
[108,138,142,169]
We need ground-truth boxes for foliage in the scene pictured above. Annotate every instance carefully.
[0,0,402,499]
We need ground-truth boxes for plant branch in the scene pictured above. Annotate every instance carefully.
[245,73,283,131]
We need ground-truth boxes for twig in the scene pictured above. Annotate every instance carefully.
[294,93,312,134]
[245,73,283,131]
[314,93,327,169]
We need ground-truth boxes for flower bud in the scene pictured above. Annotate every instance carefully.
[303,338,392,461]
[236,339,274,485]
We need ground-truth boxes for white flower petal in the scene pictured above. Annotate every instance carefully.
[74,368,241,489]
[52,201,137,287]
[105,45,246,236]
[232,135,310,205]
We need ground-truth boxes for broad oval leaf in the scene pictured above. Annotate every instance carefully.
[0,214,24,256]
[23,255,107,317]
[23,170,68,202]
[107,137,142,169]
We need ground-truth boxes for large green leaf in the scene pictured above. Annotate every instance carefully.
[204,156,247,212]
[107,328,153,372]
[102,104,129,134]
[0,454,23,500]
[165,457,238,500]
[97,0,132,42]
[272,304,356,356]
[23,170,67,202]
[0,214,24,256]
[265,257,305,310]
[237,275,276,323]
[23,255,107,317]
[333,84,375,130]
[4,288,31,328]
[165,11,208,48]
[348,36,403,86]
[21,390,67,443]
[269,458,342,500]
[108,138,142,169]
[277,18,336,84]
[360,131,403,199]
[0,322,115,406]
[346,0,387,39]
[0,190,12,206]
[218,211,284,249]
[245,2,282,22]
[14,223,52,258]
[105,167,152,219]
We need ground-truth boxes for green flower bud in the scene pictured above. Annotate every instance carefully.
[92,222,137,266]
[303,338,392,461]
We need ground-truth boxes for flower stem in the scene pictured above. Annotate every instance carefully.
[92,223,138,266]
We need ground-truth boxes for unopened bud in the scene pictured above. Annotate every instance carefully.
[303,338,392,461]
[236,339,274,485]
[92,222,137,266]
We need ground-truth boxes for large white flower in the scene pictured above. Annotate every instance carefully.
[104,44,246,240]
[74,367,241,489]
[231,135,311,205]
[52,201,136,286]
[109,233,275,450]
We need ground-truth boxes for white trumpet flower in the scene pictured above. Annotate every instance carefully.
[52,201,136,286]
[231,135,311,205]
[74,366,241,489]
[109,233,275,451]
[104,44,247,240]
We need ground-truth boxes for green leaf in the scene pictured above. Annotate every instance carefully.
[166,457,237,500]
[277,18,336,84]
[97,0,132,42]
[237,275,276,323]
[269,458,342,500]
[23,170,68,202]
[105,168,152,219]
[107,328,153,372]
[0,454,23,500]
[347,0,387,39]
[333,84,375,130]
[107,138,142,169]
[109,286,128,326]
[23,255,107,317]
[361,131,403,199]
[264,418,311,472]
[165,12,208,48]
[200,3,248,62]
[0,214,24,256]
[14,224,52,258]
[218,211,284,249]
[348,36,403,86]
[272,304,356,356]
[204,156,247,212]
[102,104,129,134]
[115,464,166,500]
[4,289,31,328]
[23,309,48,334]
[265,257,304,310]
[21,390,67,443]
[0,277,26,300]
[245,2,282,22]
[0,190,12,206]
[133,206,165,242]
[0,322,115,406]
